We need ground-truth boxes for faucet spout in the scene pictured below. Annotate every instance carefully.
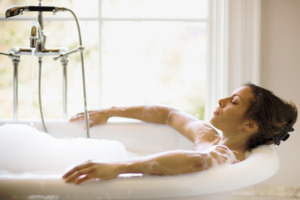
[29,21,44,50]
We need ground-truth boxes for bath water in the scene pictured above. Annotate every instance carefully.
[0,124,127,174]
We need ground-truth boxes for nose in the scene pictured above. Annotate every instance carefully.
[218,98,226,107]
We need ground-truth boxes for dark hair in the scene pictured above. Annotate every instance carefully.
[244,83,298,151]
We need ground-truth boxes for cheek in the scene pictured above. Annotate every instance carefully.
[220,108,245,126]
[209,107,246,129]
[226,110,242,119]
[225,110,245,123]
[226,105,246,116]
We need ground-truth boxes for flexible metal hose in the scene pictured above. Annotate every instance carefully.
[65,8,90,138]
[38,57,48,133]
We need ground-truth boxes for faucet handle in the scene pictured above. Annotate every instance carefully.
[53,46,84,61]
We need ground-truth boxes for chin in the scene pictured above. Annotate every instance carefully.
[209,115,217,123]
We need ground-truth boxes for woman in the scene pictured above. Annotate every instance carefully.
[63,83,297,184]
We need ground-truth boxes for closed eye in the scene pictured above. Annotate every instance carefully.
[231,96,239,105]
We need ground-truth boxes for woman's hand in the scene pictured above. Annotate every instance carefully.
[63,161,121,184]
[70,109,111,127]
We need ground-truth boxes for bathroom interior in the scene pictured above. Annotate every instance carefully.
[0,0,299,199]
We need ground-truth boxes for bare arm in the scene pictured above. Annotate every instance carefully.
[71,105,219,145]
[63,145,234,184]
[63,151,205,184]
[71,105,173,125]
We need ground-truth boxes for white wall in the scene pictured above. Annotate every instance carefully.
[260,0,300,186]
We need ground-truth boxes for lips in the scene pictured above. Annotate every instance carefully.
[213,108,221,115]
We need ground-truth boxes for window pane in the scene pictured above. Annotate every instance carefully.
[102,0,208,19]
[0,0,98,18]
[102,21,207,118]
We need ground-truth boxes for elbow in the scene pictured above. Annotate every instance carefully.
[166,108,180,125]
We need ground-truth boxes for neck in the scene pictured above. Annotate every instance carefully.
[219,131,249,161]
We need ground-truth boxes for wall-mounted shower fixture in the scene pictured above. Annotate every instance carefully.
[5,5,67,18]
[0,0,90,137]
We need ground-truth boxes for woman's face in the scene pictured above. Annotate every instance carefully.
[210,86,255,133]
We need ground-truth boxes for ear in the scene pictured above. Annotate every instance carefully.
[243,120,259,134]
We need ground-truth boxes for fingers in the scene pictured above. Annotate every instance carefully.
[69,113,95,128]
[63,162,94,184]
[63,161,120,184]
[69,111,101,127]
[69,110,96,121]
[75,174,93,185]
[89,119,96,127]
[64,168,95,184]
[69,112,85,122]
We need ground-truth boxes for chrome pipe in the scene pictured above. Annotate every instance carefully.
[0,52,10,56]
[12,57,20,120]
[0,51,20,120]
[61,57,69,119]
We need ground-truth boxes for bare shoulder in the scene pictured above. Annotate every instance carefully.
[193,122,220,141]
[191,122,221,150]
[212,144,238,163]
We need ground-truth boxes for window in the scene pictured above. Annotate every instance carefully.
[0,0,211,120]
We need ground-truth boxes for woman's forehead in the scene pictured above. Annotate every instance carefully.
[232,86,255,102]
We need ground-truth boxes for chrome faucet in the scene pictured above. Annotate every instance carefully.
[29,21,44,50]
[0,0,90,137]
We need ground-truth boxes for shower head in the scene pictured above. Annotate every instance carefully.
[5,6,27,18]
[5,6,67,18]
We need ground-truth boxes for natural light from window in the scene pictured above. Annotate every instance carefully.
[0,0,208,120]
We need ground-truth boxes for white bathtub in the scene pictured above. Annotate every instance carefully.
[0,121,279,200]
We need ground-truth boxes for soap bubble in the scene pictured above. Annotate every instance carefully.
[0,124,127,174]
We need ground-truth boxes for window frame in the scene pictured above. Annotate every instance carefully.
[206,0,261,120]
